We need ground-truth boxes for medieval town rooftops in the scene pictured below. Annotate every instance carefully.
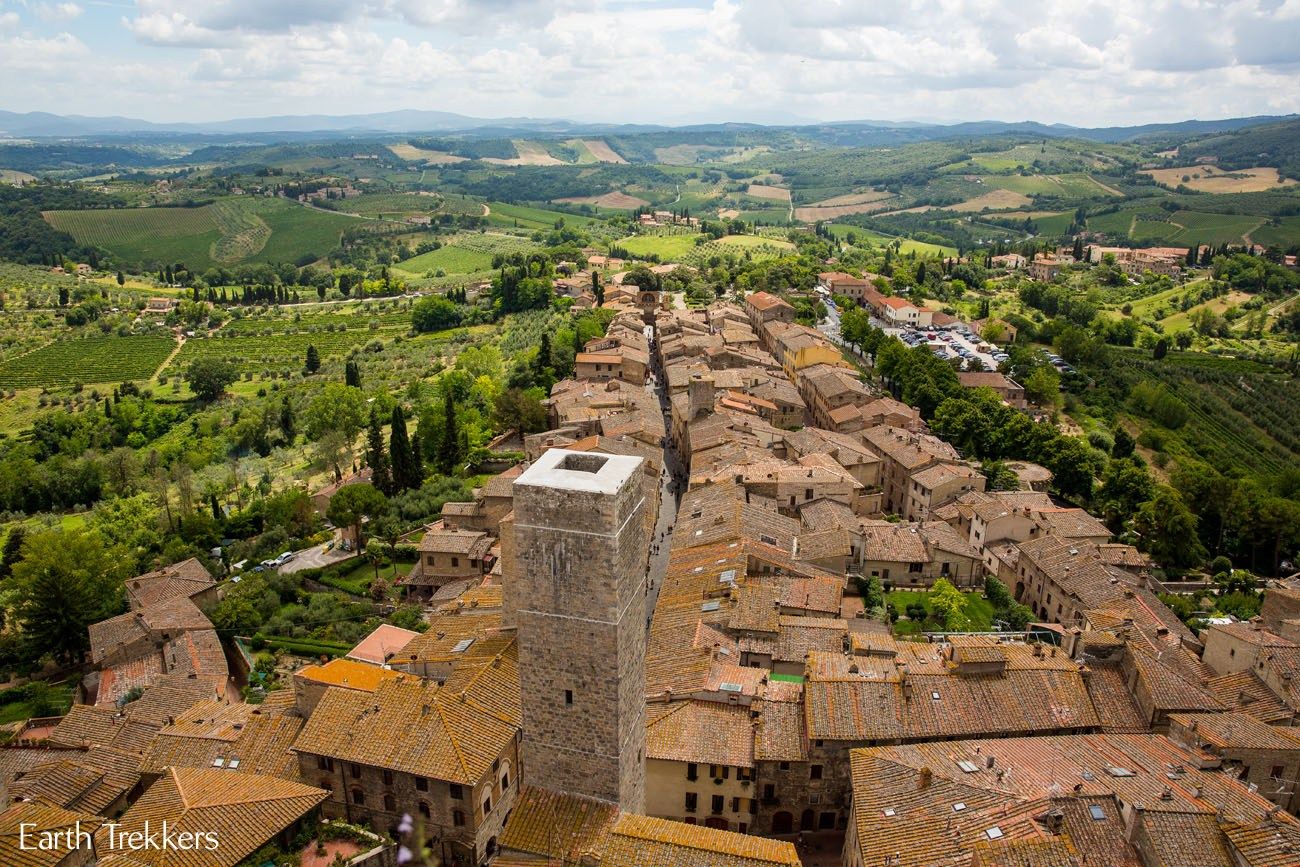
[142,698,303,779]
[1169,711,1300,753]
[416,525,494,557]
[862,425,961,470]
[497,786,620,863]
[124,557,215,610]
[646,700,755,768]
[292,643,520,785]
[848,733,1294,867]
[599,813,801,866]
[0,802,103,867]
[346,623,422,666]
[94,767,327,867]
[88,595,213,665]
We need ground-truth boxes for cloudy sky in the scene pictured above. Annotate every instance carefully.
[3,0,1300,126]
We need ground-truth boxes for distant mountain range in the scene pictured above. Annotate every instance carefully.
[0,108,1294,143]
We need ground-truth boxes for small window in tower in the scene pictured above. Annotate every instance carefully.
[565,689,574,706]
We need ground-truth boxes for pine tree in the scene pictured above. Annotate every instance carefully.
[388,405,416,491]
[367,408,393,495]
[437,392,461,474]
[305,344,321,374]
[345,358,362,389]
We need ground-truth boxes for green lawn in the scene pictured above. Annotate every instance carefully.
[618,233,703,260]
[394,244,495,275]
[886,588,995,635]
[0,681,74,726]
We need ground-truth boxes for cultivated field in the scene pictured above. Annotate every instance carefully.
[387,143,468,164]
[483,140,566,166]
[746,184,792,202]
[0,169,37,184]
[0,335,175,387]
[582,140,627,164]
[555,191,650,209]
[1143,165,1297,193]
[794,190,897,222]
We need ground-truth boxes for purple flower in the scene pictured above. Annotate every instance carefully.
[398,814,414,836]
[397,845,413,864]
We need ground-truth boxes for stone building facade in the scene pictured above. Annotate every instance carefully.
[511,449,648,812]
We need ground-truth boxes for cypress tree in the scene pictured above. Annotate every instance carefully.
[367,408,393,495]
[279,395,295,443]
[0,526,26,581]
[305,344,321,374]
[345,358,362,389]
[437,392,460,474]
[409,432,425,488]
[389,405,416,491]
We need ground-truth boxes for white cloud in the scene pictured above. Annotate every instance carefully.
[35,3,84,21]
[0,0,1292,125]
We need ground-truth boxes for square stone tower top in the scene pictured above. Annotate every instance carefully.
[514,449,643,497]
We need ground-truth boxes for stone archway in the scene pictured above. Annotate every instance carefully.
[772,811,794,834]
[800,809,816,831]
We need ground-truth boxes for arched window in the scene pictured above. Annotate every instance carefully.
[452,809,466,827]
[418,801,431,818]
[351,789,365,806]
[498,758,513,792]
[384,793,396,812]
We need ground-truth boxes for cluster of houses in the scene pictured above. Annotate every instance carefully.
[9,276,1300,867]
[1000,244,1202,283]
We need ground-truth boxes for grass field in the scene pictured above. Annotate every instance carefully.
[1130,210,1263,245]
[394,244,495,275]
[1251,216,1300,248]
[1143,165,1298,193]
[0,335,175,387]
[43,197,361,269]
[825,223,957,256]
[887,589,995,635]
[618,233,703,260]
[486,202,597,231]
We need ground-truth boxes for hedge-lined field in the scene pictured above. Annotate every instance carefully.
[42,197,361,269]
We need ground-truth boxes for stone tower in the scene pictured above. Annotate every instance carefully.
[510,449,647,811]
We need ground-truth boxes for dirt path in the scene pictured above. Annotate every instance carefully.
[482,203,491,217]
[1087,175,1125,197]
[152,333,185,381]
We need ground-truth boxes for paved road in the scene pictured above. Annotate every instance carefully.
[643,326,687,625]
[280,531,357,574]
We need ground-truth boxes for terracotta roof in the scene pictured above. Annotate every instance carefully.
[142,700,304,779]
[745,291,794,313]
[849,734,1290,867]
[1169,711,1300,752]
[295,658,409,692]
[89,596,213,665]
[292,644,519,785]
[498,786,619,861]
[646,700,755,768]
[599,814,801,866]
[755,699,808,762]
[125,558,215,610]
[346,624,421,665]
[0,802,103,867]
[94,767,326,867]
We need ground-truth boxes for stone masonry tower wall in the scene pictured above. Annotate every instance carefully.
[510,449,647,811]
